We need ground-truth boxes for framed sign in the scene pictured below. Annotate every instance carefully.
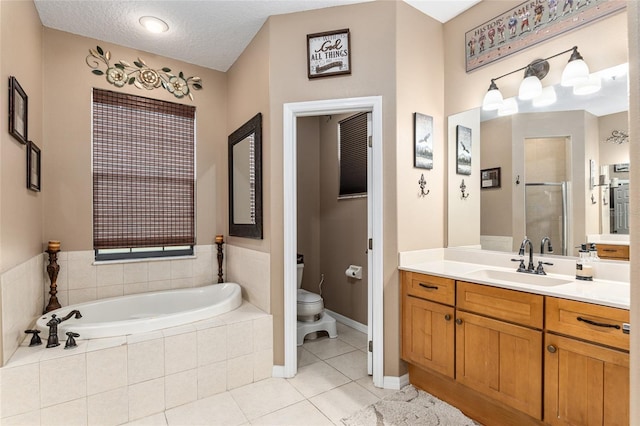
[307,29,351,79]
[9,76,28,144]
[481,167,501,189]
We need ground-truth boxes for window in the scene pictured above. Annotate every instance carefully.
[338,112,369,198]
[92,89,196,261]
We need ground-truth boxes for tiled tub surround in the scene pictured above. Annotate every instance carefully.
[225,244,270,313]
[0,301,273,425]
[1,245,218,366]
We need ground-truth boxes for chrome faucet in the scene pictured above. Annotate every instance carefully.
[518,237,535,272]
[540,237,553,255]
[46,310,82,348]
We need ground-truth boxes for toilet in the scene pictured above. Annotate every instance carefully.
[296,257,337,346]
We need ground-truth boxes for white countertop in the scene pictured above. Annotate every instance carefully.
[399,250,630,310]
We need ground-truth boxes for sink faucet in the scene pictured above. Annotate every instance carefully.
[540,237,553,255]
[518,237,535,272]
[46,310,82,348]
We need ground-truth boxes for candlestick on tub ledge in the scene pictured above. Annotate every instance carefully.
[215,235,224,283]
[45,240,62,313]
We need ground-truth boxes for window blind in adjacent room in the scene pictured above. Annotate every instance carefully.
[339,112,368,197]
[92,89,196,250]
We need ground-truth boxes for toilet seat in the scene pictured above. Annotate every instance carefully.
[297,289,322,303]
[297,289,324,319]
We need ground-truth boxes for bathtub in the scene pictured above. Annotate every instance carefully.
[36,282,242,339]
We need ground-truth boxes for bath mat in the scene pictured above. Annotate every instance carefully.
[341,385,481,426]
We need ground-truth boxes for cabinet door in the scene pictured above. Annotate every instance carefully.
[544,334,629,426]
[455,311,542,419]
[402,294,455,378]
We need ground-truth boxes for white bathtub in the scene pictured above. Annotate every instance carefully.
[36,283,242,339]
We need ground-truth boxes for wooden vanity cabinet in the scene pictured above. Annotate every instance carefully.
[455,282,544,420]
[544,297,630,426]
[401,272,455,378]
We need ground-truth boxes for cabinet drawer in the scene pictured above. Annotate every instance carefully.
[546,297,630,351]
[456,281,544,329]
[403,272,455,305]
[596,244,629,260]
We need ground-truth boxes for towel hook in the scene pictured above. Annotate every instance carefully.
[460,179,470,200]
[418,173,429,197]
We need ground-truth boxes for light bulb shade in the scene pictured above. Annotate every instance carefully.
[482,81,503,111]
[573,74,601,95]
[139,16,169,33]
[532,86,557,107]
[498,98,518,116]
[518,75,543,100]
[561,59,589,86]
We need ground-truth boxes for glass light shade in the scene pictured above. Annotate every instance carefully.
[498,98,518,116]
[518,75,543,100]
[139,16,169,33]
[532,86,557,107]
[482,88,504,111]
[573,74,601,95]
[561,59,589,86]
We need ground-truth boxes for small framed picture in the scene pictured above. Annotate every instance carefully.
[307,29,351,79]
[27,140,41,192]
[9,76,28,144]
[456,125,472,175]
[481,167,501,189]
[613,163,629,173]
[414,113,433,169]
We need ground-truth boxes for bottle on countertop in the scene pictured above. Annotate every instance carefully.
[589,243,600,261]
[576,244,594,281]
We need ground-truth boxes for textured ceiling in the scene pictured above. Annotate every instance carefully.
[34,0,480,72]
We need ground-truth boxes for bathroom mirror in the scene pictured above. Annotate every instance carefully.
[229,113,263,239]
[448,63,629,257]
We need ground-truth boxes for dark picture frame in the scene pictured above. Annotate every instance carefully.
[9,76,28,144]
[456,125,472,175]
[613,163,629,173]
[27,140,41,192]
[414,113,433,170]
[481,167,501,189]
[307,29,351,79]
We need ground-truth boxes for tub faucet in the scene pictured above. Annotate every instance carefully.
[541,237,553,255]
[46,310,82,348]
[518,237,535,273]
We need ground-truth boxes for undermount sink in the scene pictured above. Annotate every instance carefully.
[464,269,574,287]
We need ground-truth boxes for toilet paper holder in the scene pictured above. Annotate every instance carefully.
[345,265,363,280]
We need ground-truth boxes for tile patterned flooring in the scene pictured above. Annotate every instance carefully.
[127,322,395,425]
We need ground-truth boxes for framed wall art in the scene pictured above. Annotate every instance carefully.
[307,29,351,79]
[481,167,501,189]
[9,76,28,144]
[414,113,433,169]
[456,125,472,176]
[27,140,41,192]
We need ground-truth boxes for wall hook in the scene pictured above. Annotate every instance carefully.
[515,175,520,185]
[418,173,429,197]
[591,194,597,205]
[460,179,470,200]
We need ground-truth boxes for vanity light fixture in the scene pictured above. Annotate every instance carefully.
[481,46,595,111]
[139,16,169,33]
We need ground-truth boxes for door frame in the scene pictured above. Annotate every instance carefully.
[282,96,384,387]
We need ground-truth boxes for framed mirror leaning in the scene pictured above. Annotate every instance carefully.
[229,113,263,239]
[448,63,629,259]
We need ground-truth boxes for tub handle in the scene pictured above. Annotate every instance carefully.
[64,332,80,349]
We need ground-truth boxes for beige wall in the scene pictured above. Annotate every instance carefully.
[42,29,227,251]
[1,1,43,272]
[0,0,44,364]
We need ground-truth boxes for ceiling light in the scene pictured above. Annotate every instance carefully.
[139,16,169,34]
[482,80,503,111]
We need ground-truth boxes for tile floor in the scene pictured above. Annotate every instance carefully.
[126,322,396,425]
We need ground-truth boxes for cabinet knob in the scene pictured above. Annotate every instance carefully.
[444,314,451,321]
[547,345,557,354]
[455,318,463,325]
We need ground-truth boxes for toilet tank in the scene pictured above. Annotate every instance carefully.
[297,263,304,289]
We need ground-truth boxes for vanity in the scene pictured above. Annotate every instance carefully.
[399,250,630,426]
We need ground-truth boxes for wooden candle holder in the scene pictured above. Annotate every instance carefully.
[45,248,62,313]
[215,235,224,283]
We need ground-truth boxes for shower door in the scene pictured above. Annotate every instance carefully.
[524,182,568,255]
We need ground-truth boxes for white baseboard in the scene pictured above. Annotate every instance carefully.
[324,309,368,334]
[272,365,286,378]
[383,374,410,390]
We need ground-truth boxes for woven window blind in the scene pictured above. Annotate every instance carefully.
[92,89,196,249]
[339,112,368,197]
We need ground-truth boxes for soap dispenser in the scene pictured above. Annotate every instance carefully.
[576,244,593,281]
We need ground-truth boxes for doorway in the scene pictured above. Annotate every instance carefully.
[282,96,384,387]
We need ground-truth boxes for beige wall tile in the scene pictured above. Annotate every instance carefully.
[197,361,227,399]
[87,387,128,426]
[123,282,149,295]
[197,325,227,366]
[123,263,148,285]
[128,378,165,421]
[147,261,171,282]
[170,259,194,280]
[67,260,97,290]
[40,397,87,426]
[253,316,273,352]
[164,369,197,409]
[227,321,253,359]
[128,339,164,385]
[164,332,196,375]
[68,288,97,305]
[253,349,273,382]
[227,354,254,390]
[40,354,87,407]
[96,285,124,299]
[0,364,40,418]
[1,410,41,425]
[86,346,127,395]
[96,264,124,287]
